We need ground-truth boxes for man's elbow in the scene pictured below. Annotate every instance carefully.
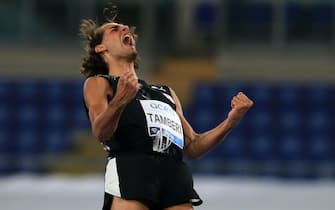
[92,127,103,141]
[184,148,201,160]
[92,126,113,142]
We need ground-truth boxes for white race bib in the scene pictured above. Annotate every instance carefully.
[140,100,184,150]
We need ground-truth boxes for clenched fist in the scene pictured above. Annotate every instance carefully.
[227,92,253,127]
[114,70,139,105]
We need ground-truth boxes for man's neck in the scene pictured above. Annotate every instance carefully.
[108,59,136,76]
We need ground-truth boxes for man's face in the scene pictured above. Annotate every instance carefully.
[100,22,137,59]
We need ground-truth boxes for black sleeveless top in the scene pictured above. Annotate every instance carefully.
[85,74,184,160]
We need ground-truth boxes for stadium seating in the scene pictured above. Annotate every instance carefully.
[186,81,335,178]
[0,79,334,178]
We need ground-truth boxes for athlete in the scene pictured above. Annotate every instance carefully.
[79,9,253,210]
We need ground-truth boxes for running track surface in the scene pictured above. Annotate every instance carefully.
[1,175,334,210]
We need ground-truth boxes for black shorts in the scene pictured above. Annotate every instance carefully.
[102,153,202,210]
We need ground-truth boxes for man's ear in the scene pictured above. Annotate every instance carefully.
[95,44,106,53]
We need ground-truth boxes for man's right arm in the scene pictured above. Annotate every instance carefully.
[84,71,138,141]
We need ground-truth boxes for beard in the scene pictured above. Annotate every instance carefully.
[115,49,139,69]
[126,51,138,63]
[124,51,139,69]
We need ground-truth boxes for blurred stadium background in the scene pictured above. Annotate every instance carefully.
[1,0,335,209]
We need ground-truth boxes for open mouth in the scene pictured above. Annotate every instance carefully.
[122,34,134,47]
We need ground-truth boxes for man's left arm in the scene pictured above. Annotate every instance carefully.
[170,88,253,160]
